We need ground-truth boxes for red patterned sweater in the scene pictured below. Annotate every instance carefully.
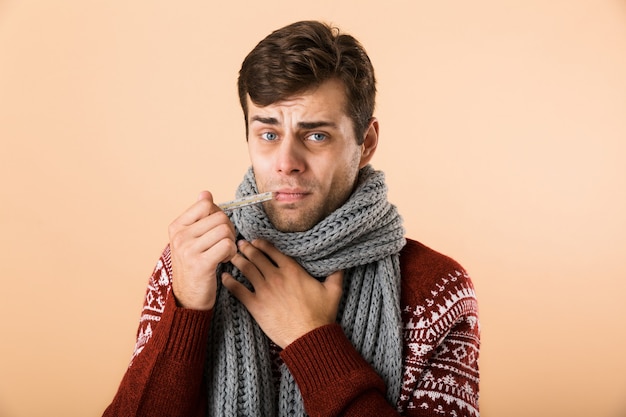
[103,238,480,416]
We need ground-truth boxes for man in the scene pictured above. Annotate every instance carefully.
[104,20,480,417]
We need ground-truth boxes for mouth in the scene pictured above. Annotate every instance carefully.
[273,189,311,203]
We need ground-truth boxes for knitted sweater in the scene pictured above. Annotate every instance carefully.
[103,238,480,416]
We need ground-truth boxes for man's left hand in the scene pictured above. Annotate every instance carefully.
[221,239,344,348]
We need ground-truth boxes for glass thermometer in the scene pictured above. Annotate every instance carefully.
[218,191,274,212]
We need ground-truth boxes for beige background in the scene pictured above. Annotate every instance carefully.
[1,1,625,416]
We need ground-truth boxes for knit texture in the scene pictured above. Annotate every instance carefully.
[204,165,406,416]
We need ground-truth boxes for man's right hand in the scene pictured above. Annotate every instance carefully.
[168,191,237,310]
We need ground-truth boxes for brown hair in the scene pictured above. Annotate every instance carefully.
[237,20,376,144]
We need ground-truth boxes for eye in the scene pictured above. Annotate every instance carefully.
[306,133,327,142]
[261,132,278,141]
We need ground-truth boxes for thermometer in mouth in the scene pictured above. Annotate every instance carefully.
[218,192,274,212]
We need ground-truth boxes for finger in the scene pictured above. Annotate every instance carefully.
[172,192,220,228]
[170,206,235,246]
[248,239,287,266]
[200,235,238,264]
[238,240,279,270]
[222,272,255,306]
[170,213,236,253]
[197,190,211,201]
[190,212,236,241]
[230,251,266,287]
[324,270,344,295]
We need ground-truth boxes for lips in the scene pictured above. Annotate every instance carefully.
[273,189,310,203]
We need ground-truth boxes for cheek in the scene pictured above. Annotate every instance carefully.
[249,145,270,174]
[250,161,271,191]
[341,147,364,177]
[329,152,361,190]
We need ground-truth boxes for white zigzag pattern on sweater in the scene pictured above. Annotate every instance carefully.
[399,270,480,416]
[130,247,172,366]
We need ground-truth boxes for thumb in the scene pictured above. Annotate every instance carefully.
[197,190,212,202]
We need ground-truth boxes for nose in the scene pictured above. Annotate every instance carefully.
[275,135,305,174]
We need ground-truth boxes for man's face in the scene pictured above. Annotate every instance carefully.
[246,78,377,232]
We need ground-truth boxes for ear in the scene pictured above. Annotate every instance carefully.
[359,117,379,168]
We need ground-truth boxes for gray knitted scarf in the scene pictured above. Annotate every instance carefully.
[205,165,405,416]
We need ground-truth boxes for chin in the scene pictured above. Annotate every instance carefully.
[270,218,316,233]
[267,210,322,233]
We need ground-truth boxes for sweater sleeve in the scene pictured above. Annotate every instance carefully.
[280,324,401,417]
[397,240,480,416]
[280,239,480,417]
[102,246,212,417]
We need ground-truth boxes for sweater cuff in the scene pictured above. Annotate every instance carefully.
[154,291,213,364]
[280,323,371,395]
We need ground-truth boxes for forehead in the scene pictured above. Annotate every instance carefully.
[246,79,349,122]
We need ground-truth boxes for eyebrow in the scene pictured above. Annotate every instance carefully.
[250,116,279,125]
[250,116,337,130]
